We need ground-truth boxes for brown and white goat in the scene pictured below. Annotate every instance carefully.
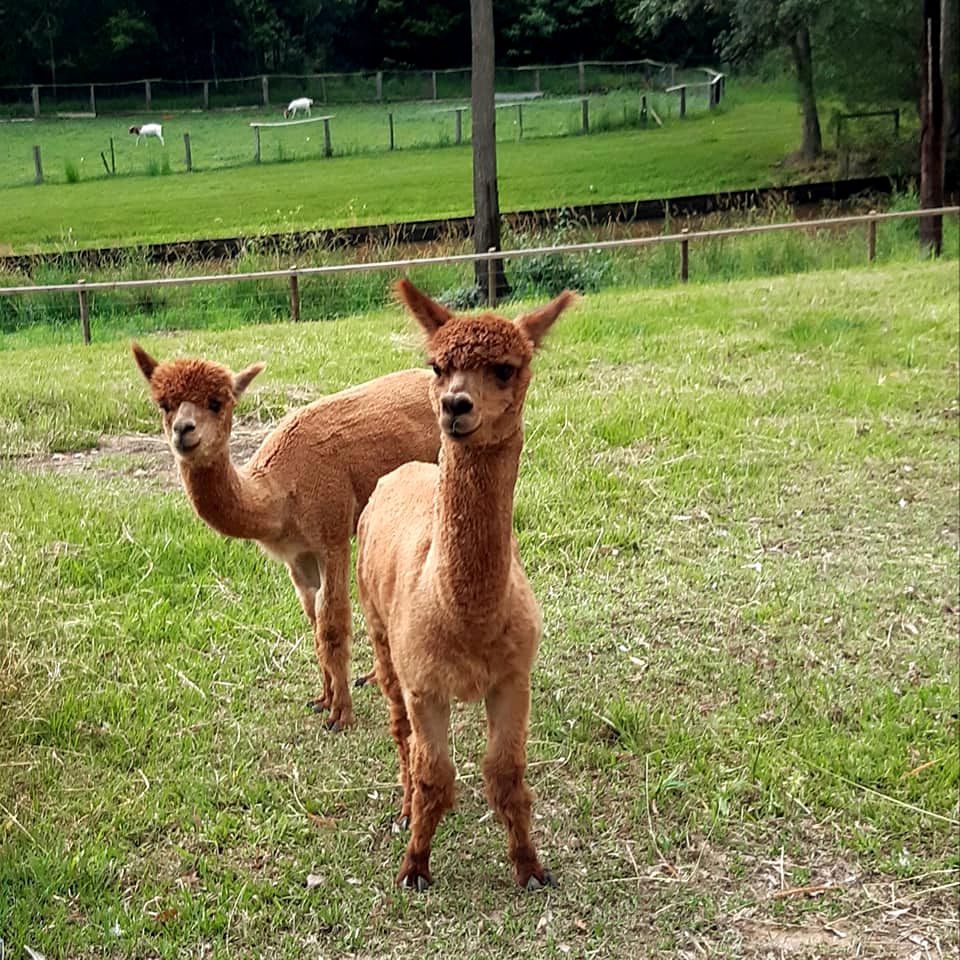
[357,281,576,890]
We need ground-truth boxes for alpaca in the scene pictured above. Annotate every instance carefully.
[356,281,576,890]
[132,344,440,729]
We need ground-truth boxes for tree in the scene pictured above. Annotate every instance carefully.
[919,0,945,255]
[632,0,825,160]
[470,0,508,301]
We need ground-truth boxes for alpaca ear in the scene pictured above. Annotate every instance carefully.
[131,341,158,382]
[514,290,578,349]
[394,279,453,337]
[233,362,265,398]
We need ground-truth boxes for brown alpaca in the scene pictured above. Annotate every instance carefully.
[356,281,576,890]
[132,344,440,729]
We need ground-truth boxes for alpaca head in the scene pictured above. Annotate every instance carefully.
[131,343,265,467]
[395,280,576,446]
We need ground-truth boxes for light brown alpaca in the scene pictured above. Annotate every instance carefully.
[356,281,576,890]
[132,344,440,729]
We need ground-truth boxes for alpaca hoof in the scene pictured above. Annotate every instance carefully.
[401,873,430,892]
[325,719,342,733]
[353,671,377,689]
[524,871,557,892]
[306,697,330,714]
[391,816,410,835]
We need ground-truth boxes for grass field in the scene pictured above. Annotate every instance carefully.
[1,262,957,957]
[0,85,801,254]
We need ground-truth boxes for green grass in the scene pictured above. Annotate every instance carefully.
[0,85,801,253]
[2,194,956,351]
[1,262,957,957]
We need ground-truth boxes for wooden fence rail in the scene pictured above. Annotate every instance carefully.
[1,207,956,344]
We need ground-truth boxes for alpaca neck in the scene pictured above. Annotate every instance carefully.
[179,450,276,542]
[432,429,522,617]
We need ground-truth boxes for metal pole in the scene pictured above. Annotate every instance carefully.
[33,145,42,184]
[455,108,462,145]
[110,136,115,175]
[487,247,497,307]
[388,112,394,150]
[323,118,332,157]
[289,268,300,322]
[581,98,589,133]
[680,227,689,282]
[78,279,90,344]
[867,210,878,262]
[183,132,192,172]
[517,104,523,140]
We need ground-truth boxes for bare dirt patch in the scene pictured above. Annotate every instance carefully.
[14,424,272,491]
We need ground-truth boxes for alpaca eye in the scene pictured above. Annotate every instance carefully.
[431,363,442,377]
[208,398,222,413]
[493,364,515,383]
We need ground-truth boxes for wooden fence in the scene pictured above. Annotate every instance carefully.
[1,207,956,344]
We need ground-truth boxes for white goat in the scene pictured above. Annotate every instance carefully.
[283,97,313,119]
[129,123,164,145]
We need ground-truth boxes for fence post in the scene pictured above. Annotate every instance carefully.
[867,210,877,262]
[202,80,210,110]
[487,247,497,307]
[145,79,152,110]
[31,84,40,118]
[534,68,541,93]
[679,86,686,118]
[376,70,383,101]
[89,84,96,115]
[517,103,523,140]
[78,279,90,344]
[578,61,585,93]
[455,108,462,145]
[388,112,394,150]
[253,126,261,163]
[893,108,900,137]
[183,132,192,172]
[289,267,300,322]
[32,145,42,184]
[581,98,589,133]
[322,118,332,157]
[679,228,690,282]
[261,75,269,107]
[640,94,647,123]
[109,136,115,175]
[431,71,438,100]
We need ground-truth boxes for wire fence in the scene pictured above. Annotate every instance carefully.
[1,207,955,345]
[0,60,706,119]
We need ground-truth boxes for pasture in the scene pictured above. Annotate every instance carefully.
[1,261,957,957]
[0,85,802,253]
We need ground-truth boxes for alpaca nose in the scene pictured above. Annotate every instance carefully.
[441,393,473,418]
[173,420,196,443]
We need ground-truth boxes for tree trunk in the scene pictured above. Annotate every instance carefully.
[470,0,508,300]
[920,0,945,255]
[942,0,958,153]
[789,25,822,162]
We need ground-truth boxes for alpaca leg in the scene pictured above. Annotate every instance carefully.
[397,694,454,890]
[316,546,353,731]
[483,677,555,890]
[370,628,412,827]
[287,557,332,712]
